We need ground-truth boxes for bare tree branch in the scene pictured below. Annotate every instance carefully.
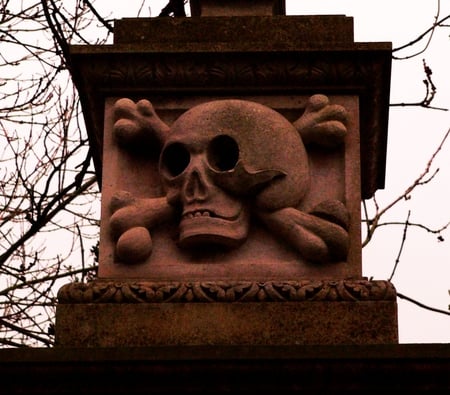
[397,292,450,317]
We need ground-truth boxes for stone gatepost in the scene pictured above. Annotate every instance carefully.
[55,0,397,346]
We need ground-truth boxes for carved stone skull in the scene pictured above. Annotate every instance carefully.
[159,99,310,249]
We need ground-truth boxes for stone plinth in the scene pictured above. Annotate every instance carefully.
[59,3,395,347]
[55,279,397,347]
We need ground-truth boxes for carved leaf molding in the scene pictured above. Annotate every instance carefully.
[83,55,380,89]
[57,279,396,304]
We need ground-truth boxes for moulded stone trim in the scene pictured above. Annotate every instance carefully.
[87,53,384,90]
[57,279,396,304]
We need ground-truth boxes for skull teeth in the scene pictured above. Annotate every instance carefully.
[183,210,212,219]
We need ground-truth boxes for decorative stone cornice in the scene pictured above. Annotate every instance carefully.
[85,51,385,91]
[57,279,396,304]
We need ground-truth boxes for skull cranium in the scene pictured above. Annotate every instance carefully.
[159,99,310,249]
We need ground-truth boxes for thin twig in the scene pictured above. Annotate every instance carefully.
[83,0,113,33]
[389,210,410,281]
[397,292,450,316]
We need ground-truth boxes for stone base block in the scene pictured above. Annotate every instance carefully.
[55,300,398,347]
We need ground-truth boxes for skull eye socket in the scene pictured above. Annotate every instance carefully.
[161,142,190,177]
[207,135,239,172]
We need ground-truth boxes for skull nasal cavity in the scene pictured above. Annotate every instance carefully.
[207,135,239,172]
[161,142,190,177]
[185,170,207,200]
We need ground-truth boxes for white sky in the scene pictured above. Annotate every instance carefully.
[94,0,450,343]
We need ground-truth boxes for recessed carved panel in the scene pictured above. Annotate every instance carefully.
[97,94,362,280]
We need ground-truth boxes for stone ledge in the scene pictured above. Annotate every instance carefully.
[1,344,450,393]
[112,15,355,45]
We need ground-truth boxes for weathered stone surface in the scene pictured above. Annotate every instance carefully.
[55,300,398,347]
[113,15,354,45]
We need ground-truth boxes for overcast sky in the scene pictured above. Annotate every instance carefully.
[95,0,450,343]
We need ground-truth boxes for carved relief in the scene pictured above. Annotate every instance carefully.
[57,279,396,303]
[109,95,350,265]
[95,54,381,91]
